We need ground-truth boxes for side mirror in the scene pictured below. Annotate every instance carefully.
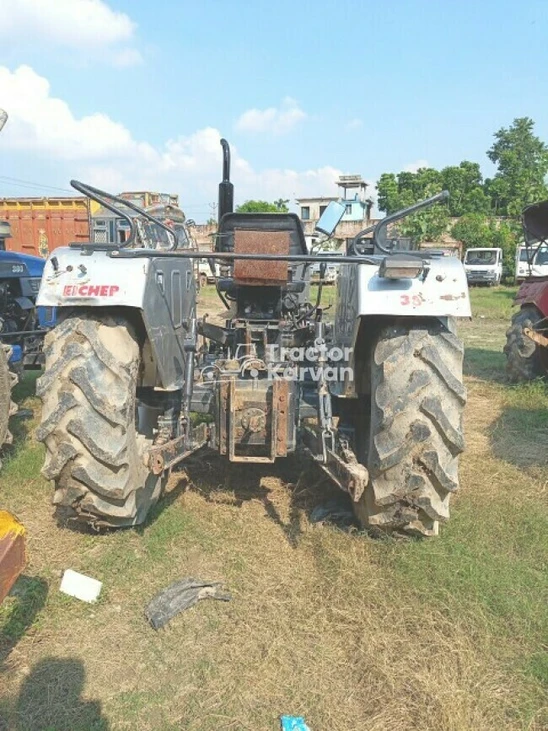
[315,201,345,236]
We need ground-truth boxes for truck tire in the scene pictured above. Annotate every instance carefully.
[504,306,546,383]
[0,344,18,464]
[353,320,466,537]
[36,312,166,528]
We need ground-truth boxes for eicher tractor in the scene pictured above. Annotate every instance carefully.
[36,140,470,537]
[505,199,548,382]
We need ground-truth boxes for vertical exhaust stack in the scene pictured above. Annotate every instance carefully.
[218,139,234,225]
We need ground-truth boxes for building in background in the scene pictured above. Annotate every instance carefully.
[296,174,374,248]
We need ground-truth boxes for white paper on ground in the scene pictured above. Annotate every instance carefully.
[60,569,102,603]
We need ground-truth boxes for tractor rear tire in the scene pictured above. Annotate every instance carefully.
[504,306,546,383]
[0,344,18,466]
[353,320,466,537]
[36,311,166,528]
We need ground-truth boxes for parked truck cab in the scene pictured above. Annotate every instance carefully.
[515,242,548,282]
[463,247,503,286]
[516,244,532,282]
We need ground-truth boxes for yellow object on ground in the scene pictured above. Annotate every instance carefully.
[0,510,26,604]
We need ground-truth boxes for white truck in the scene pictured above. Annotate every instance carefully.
[515,243,548,282]
[463,247,503,286]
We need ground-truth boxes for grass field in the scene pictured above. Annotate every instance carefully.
[0,285,547,730]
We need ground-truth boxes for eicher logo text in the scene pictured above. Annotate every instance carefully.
[63,285,120,297]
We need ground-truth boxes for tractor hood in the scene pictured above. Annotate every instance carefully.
[0,250,46,277]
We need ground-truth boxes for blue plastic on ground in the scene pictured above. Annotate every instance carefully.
[280,716,311,731]
[9,345,22,363]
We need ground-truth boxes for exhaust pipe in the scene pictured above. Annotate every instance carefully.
[218,138,234,225]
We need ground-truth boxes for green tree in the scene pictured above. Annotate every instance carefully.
[376,173,400,214]
[377,168,442,214]
[274,198,290,211]
[451,213,492,251]
[487,117,548,216]
[489,219,520,274]
[377,168,449,243]
[236,200,288,213]
[412,167,443,199]
[397,202,449,244]
[451,214,519,274]
[440,161,490,216]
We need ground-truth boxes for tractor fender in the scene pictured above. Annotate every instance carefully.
[514,277,548,317]
[37,247,196,390]
[330,255,470,398]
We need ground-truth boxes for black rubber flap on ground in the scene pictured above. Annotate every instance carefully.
[145,577,232,630]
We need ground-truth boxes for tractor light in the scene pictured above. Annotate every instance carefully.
[379,255,425,279]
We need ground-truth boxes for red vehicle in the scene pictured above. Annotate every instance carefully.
[505,200,548,381]
[0,197,90,257]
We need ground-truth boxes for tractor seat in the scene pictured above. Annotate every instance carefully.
[216,212,307,286]
[216,213,307,254]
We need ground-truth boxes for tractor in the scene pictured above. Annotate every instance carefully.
[0,108,54,601]
[505,200,548,382]
[36,140,470,537]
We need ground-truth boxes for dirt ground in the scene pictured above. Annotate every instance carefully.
[0,286,546,730]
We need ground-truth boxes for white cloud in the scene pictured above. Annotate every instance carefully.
[0,66,340,218]
[403,159,430,173]
[0,66,152,159]
[0,0,141,66]
[346,118,363,130]
[235,97,306,135]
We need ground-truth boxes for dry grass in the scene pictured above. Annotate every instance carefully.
[0,287,546,730]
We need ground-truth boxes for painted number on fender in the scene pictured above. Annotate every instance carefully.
[400,294,423,307]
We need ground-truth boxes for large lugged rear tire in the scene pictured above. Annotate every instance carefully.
[0,344,18,466]
[36,312,166,528]
[504,306,546,383]
[354,320,466,537]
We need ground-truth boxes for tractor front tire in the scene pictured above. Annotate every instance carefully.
[504,306,546,383]
[36,312,166,528]
[354,320,466,537]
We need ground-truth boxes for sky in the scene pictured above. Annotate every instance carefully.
[0,0,546,221]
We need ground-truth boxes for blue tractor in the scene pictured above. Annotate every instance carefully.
[0,229,54,454]
[0,243,54,368]
[0,110,54,459]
